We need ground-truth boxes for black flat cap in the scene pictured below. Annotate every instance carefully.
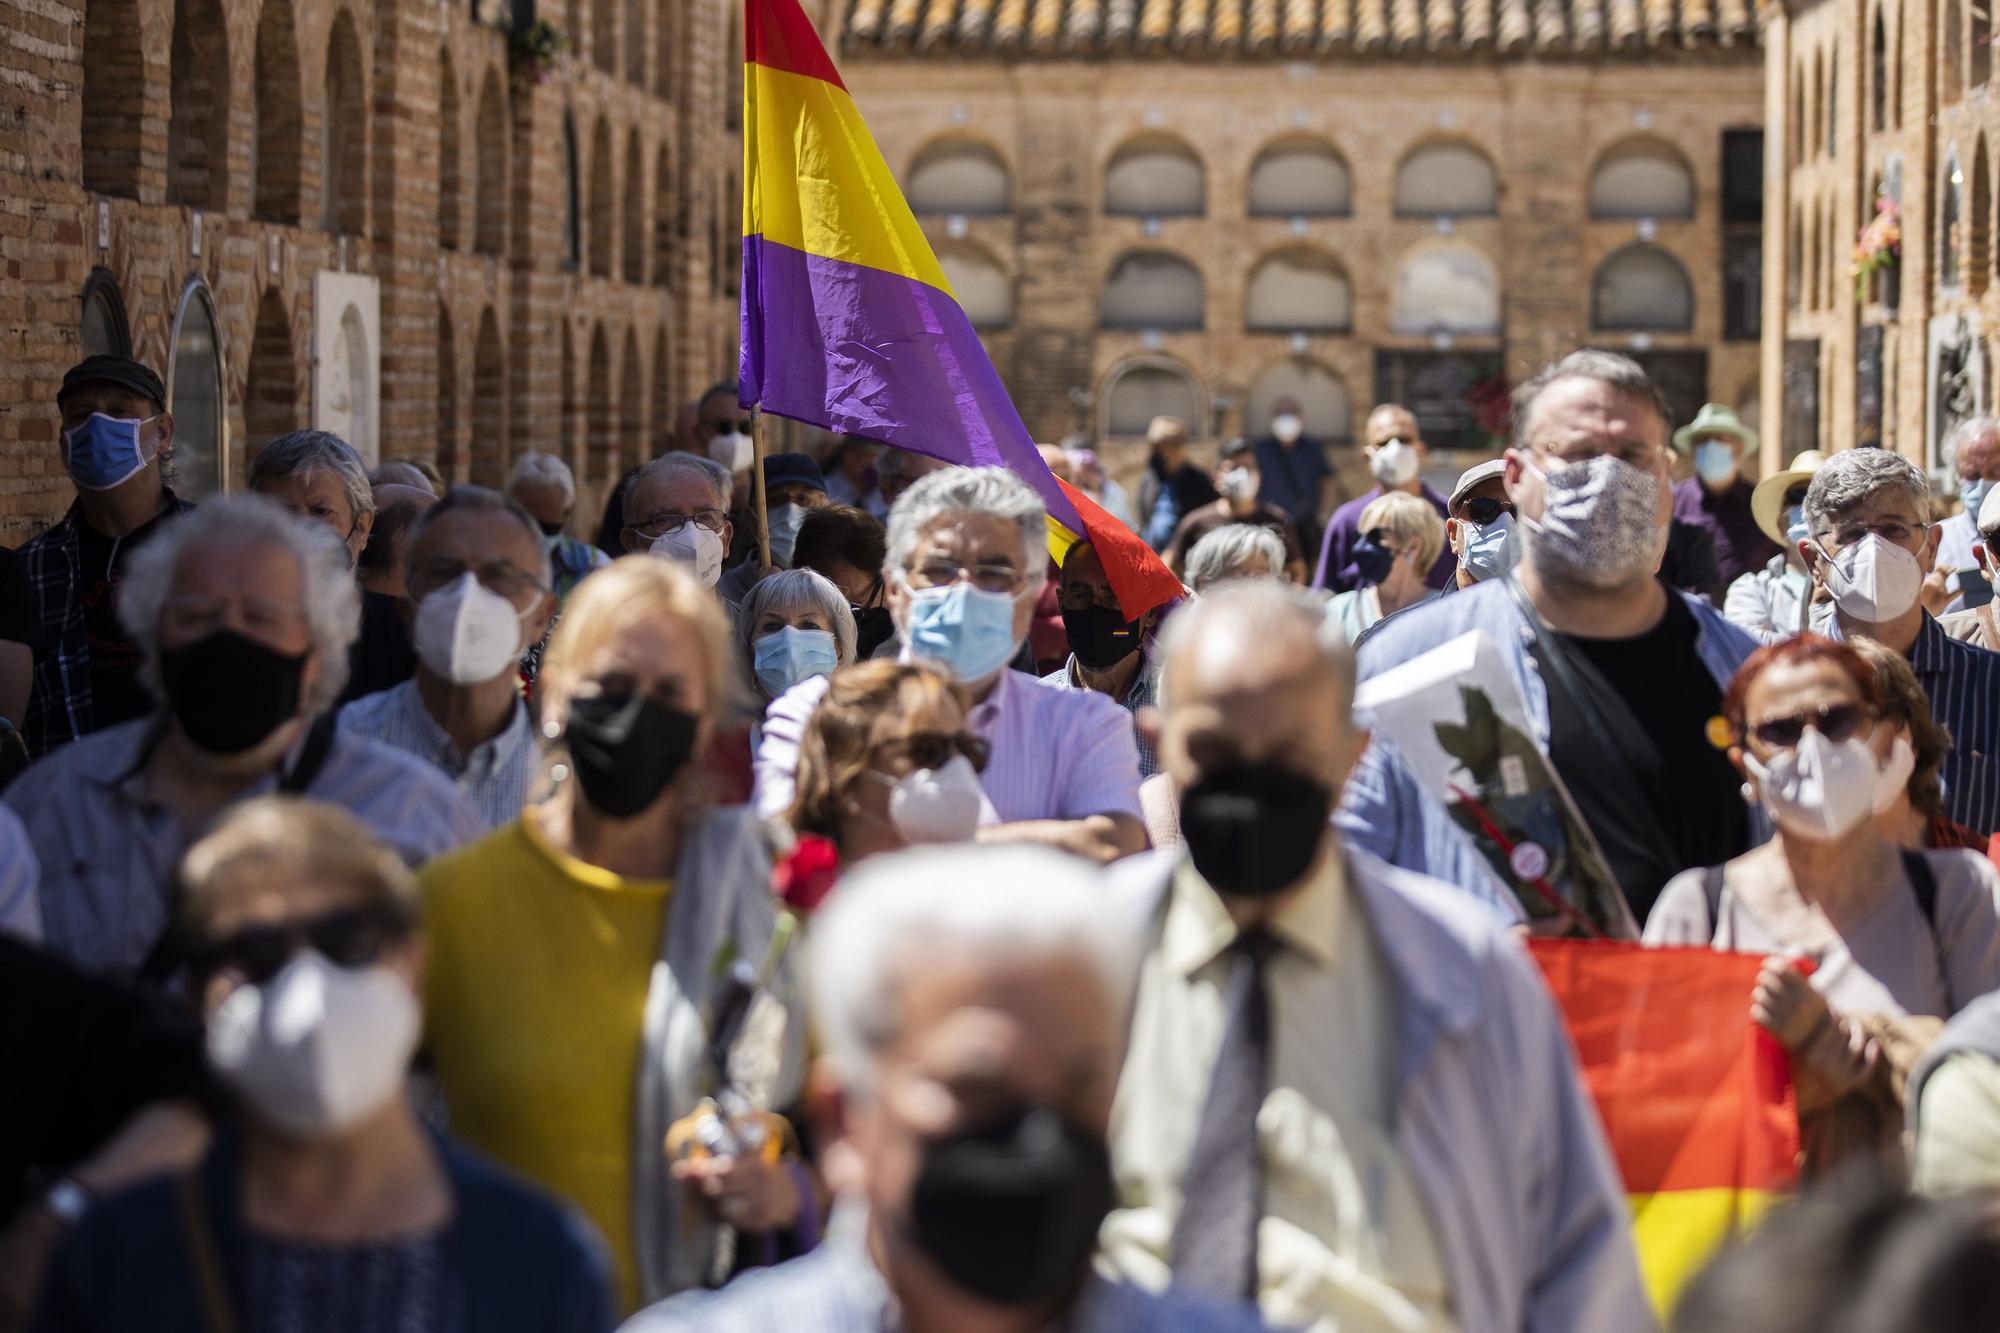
[58,354,167,409]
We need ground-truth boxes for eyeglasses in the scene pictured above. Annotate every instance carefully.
[909,558,1028,596]
[876,729,991,773]
[1460,497,1516,526]
[163,595,307,641]
[189,899,417,986]
[1748,702,1877,750]
[629,509,728,540]
[407,556,547,606]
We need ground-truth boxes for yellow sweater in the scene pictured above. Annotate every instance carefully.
[420,811,671,1315]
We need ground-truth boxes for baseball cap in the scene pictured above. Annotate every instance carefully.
[1448,459,1507,513]
[58,354,167,410]
[762,452,827,494]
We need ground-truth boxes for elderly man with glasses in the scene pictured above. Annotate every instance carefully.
[620,452,737,597]
[753,467,1147,865]
[1348,350,1761,927]
[0,496,484,976]
[337,487,557,828]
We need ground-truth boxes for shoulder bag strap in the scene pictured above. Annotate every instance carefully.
[1899,849,1949,1010]
[1703,864,1728,943]
[278,712,339,795]
[1503,575,1689,882]
[175,1170,239,1333]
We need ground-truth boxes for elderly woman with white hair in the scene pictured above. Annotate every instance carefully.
[752,467,1147,864]
[508,449,610,603]
[0,495,483,976]
[1184,522,1288,594]
[738,568,857,706]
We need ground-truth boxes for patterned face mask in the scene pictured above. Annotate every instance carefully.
[1521,453,1667,590]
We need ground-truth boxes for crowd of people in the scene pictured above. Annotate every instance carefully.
[4,346,2000,1331]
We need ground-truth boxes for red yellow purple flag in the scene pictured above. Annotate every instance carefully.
[1529,939,1801,1318]
[739,0,1183,620]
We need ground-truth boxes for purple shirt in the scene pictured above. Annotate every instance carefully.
[1313,482,1458,592]
[1672,475,1780,587]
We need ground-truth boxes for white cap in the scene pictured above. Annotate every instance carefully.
[1448,459,1507,513]
[1978,482,2000,535]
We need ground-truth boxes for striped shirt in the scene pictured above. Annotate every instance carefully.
[1883,614,2000,836]
[337,679,542,829]
[620,1211,1275,1333]
[1040,653,1161,777]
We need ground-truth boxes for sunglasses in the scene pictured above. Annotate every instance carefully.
[877,729,991,774]
[1460,497,1515,526]
[1748,702,1876,750]
[189,899,416,986]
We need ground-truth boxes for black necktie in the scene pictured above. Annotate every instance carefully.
[1169,927,1278,1301]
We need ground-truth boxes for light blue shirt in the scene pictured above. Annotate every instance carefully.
[337,678,542,829]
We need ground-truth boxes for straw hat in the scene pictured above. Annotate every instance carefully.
[1749,450,1829,549]
[1673,402,1760,455]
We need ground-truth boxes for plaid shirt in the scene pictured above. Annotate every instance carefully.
[549,533,609,603]
[1041,653,1161,777]
[336,678,543,829]
[16,492,193,757]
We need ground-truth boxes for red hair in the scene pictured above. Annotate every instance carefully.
[1722,634,1887,743]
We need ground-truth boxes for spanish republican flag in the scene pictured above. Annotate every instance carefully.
[740,0,1182,620]
[1530,940,1800,1318]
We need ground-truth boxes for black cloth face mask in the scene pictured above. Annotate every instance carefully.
[1180,759,1334,898]
[1063,605,1142,672]
[851,605,896,659]
[1351,532,1398,587]
[563,692,699,818]
[160,630,309,756]
[904,1103,1115,1308]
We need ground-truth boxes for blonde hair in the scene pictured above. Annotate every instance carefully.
[177,796,416,941]
[538,555,746,731]
[1358,490,1445,571]
[788,660,968,846]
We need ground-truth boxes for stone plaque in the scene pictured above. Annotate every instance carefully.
[1373,350,1507,452]
[1783,338,1820,461]
[1856,324,1885,450]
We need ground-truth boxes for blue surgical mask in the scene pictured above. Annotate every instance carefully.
[767,503,809,568]
[1461,512,1518,582]
[903,581,1023,683]
[752,624,838,697]
[1694,441,1737,486]
[1784,505,1809,547]
[1963,477,1995,525]
[61,412,158,491]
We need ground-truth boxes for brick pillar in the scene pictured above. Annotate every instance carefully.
[369,0,446,462]
[1006,71,1096,443]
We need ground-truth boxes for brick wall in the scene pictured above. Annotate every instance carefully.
[0,0,743,540]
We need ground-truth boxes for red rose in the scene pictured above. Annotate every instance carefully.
[773,835,841,915]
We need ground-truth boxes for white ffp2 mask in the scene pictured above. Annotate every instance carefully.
[1817,533,1925,623]
[887,754,987,844]
[1743,730,1880,843]
[650,524,726,589]
[412,572,531,684]
[1370,438,1420,487]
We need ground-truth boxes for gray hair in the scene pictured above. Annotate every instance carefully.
[506,450,576,507]
[1184,523,1286,592]
[885,466,1046,584]
[736,567,858,677]
[1158,578,1355,709]
[622,450,731,523]
[1942,416,2000,473]
[408,484,554,587]
[1510,350,1671,450]
[248,430,377,521]
[809,844,1141,1099]
[120,494,361,716]
[1802,448,1931,538]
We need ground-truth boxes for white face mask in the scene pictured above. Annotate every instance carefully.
[412,572,532,685]
[1370,438,1420,487]
[1816,533,1925,623]
[1459,512,1518,582]
[887,754,986,844]
[1522,454,1668,590]
[205,950,420,1140]
[650,524,726,589]
[711,431,754,474]
[1743,729,1881,843]
[767,502,809,568]
[1871,734,1918,816]
[1271,413,1304,444]
[1217,468,1258,503]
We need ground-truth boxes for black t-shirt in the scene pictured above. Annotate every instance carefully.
[0,547,41,653]
[1536,588,1749,924]
[77,515,170,730]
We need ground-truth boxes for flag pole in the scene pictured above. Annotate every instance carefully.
[751,403,772,569]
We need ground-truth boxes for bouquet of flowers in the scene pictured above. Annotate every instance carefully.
[1852,196,1901,302]
[509,20,566,89]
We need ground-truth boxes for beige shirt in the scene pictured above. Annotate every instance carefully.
[1913,1053,2000,1193]
[1102,855,1456,1333]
